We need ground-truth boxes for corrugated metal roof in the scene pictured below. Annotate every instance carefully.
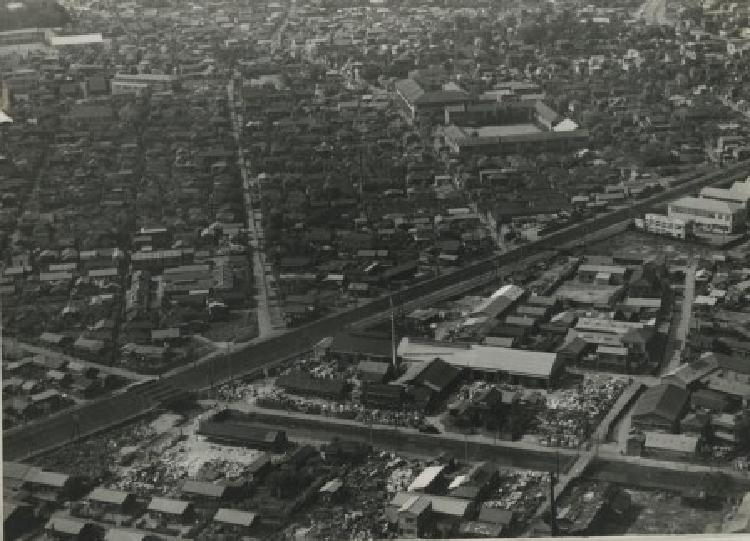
[214,508,256,526]
[398,337,559,378]
[408,465,445,491]
[147,497,190,515]
[670,196,742,214]
[88,487,130,505]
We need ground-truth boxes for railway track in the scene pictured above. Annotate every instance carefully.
[4,160,748,461]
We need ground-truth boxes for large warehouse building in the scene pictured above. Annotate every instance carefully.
[397,337,564,388]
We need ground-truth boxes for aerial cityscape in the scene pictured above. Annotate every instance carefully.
[2,0,750,539]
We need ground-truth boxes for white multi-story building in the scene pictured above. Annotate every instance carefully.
[111,73,177,95]
[668,196,745,234]
[638,213,692,239]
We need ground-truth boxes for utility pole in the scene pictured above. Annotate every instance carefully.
[359,142,364,198]
[390,295,397,370]
[549,451,560,536]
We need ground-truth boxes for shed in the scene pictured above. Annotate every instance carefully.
[214,508,257,527]
[147,497,193,518]
[87,487,134,510]
[181,479,226,499]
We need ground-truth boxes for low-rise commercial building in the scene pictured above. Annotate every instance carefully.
[668,196,745,234]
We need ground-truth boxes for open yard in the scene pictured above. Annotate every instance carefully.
[587,230,719,261]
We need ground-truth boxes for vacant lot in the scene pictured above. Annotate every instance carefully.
[588,230,719,261]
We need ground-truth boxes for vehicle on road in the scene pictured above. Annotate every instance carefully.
[418,423,440,434]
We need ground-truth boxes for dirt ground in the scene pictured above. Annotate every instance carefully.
[587,230,720,262]
[600,488,731,535]
[202,310,259,342]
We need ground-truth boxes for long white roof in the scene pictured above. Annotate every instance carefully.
[670,196,742,214]
[49,33,104,46]
[472,284,524,314]
[576,317,649,334]
[701,186,750,203]
[398,337,559,378]
[408,465,445,492]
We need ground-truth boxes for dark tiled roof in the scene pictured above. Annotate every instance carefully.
[276,372,346,397]
[181,480,226,498]
[198,422,284,445]
[395,78,425,104]
[716,346,750,375]
[414,358,462,393]
[632,383,688,423]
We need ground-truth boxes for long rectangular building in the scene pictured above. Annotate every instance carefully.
[444,124,589,156]
[397,337,563,387]
[668,196,745,234]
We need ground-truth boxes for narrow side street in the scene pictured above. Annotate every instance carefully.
[227,78,284,340]
[664,260,697,374]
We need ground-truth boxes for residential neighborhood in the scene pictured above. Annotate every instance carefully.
[3,0,750,539]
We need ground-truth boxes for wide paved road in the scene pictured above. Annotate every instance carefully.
[4,161,749,461]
